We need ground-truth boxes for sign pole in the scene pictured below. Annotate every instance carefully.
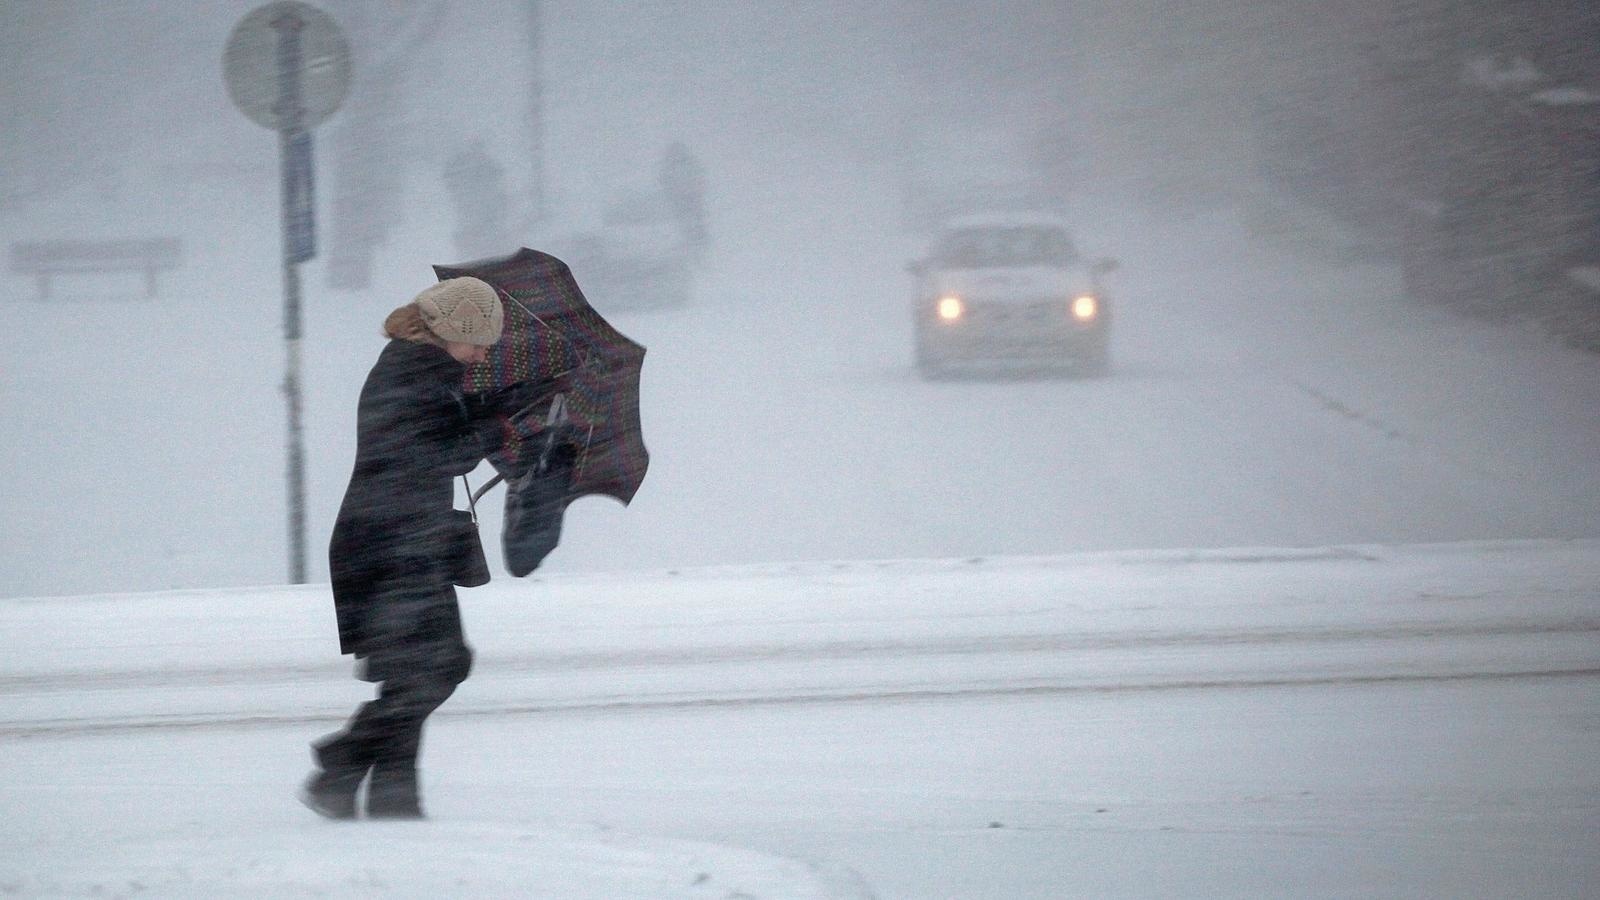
[282,259,307,583]
[224,1,349,585]
[275,7,310,584]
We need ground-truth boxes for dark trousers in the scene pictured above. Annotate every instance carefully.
[315,582,473,802]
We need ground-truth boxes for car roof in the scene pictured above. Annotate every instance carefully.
[941,211,1073,232]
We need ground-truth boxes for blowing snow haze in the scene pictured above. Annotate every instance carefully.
[2,1,1598,598]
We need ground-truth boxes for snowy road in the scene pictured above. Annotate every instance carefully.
[575,198,1600,577]
[7,184,1600,598]
[3,541,1597,897]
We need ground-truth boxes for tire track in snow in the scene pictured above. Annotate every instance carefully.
[1287,378,1541,489]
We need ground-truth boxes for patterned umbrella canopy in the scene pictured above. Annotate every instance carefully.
[433,248,649,506]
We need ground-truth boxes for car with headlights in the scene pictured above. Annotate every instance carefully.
[909,214,1117,378]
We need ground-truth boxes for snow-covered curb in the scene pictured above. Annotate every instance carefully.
[2,539,1596,742]
[6,821,875,899]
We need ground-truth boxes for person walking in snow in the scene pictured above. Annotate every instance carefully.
[302,277,508,820]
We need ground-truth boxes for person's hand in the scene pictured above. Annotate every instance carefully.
[538,427,580,472]
[461,390,496,422]
[507,387,568,430]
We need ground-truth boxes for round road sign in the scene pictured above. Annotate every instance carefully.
[223,1,351,131]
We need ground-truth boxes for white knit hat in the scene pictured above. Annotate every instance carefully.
[414,277,504,346]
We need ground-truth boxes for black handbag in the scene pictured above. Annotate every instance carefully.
[447,475,491,588]
[503,446,573,577]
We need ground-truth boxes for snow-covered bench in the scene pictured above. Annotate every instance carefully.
[10,237,182,299]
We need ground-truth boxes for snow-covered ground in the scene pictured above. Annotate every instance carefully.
[3,539,1597,897]
[4,4,1600,897]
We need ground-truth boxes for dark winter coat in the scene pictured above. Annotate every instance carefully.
[329,338,501,656]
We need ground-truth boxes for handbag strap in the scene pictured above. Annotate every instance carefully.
[471,473,505,506]
[461,475,478,523]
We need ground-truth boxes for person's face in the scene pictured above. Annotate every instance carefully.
[445,341,491,365]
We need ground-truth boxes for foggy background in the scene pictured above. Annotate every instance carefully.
[3,0,1598,599]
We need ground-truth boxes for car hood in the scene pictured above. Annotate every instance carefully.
[931,265,1098,300]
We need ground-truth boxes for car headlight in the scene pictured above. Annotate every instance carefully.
[1071,294,1098,322]
[937,295,964,321]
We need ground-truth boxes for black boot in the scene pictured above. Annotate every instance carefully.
[366,763,424,819]
[300,731,373,820]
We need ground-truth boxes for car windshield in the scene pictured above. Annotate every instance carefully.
[934,226,1080,267]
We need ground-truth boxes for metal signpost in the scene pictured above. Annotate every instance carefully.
[224,2,350,583]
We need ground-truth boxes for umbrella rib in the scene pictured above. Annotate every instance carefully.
[499,288,556,335]
[502,288,589,366]
[503,289,614,363]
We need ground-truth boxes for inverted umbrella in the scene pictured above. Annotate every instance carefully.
[433,248,649,572]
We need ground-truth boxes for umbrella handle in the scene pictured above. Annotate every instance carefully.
[471,473,505,506]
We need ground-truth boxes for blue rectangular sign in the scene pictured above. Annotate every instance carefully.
[284,130,316,263]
